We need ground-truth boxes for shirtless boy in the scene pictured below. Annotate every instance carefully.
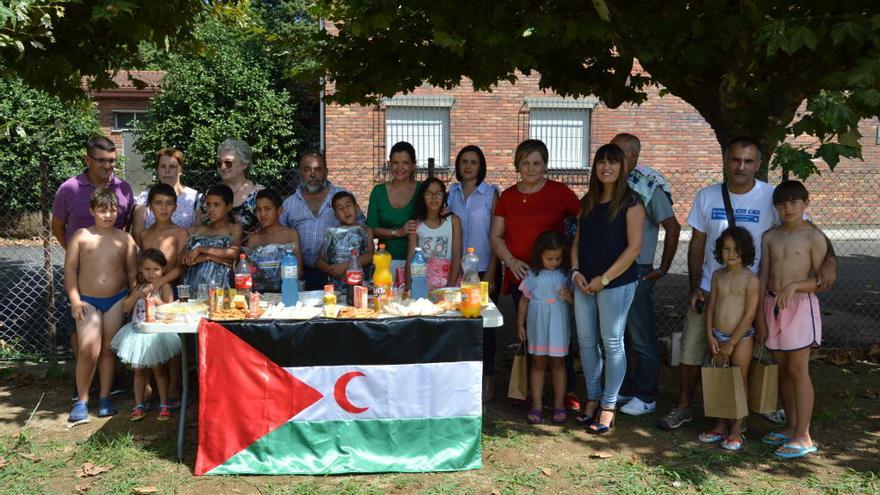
[248,189,302,255]
[65,189,137,421]
[699,226,760,450]
[139,183,188,407]
[758,180,827,459]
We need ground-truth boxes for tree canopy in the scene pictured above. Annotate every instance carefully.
[0,0,226,98]
[314,1,880,179]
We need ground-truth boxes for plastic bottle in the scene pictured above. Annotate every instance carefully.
[145,294,156,323]
[234,253,253,298]
[323,284,338,317]
[372,243,393,308]
[460,247,482,318]
[344,249,364,306]
[410,247,428,300]
[281,248,299,306]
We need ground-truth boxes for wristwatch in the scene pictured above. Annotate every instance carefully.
[391,228,398,238]
[600,274,610,286]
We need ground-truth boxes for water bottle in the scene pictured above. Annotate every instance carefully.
[410,247,428,300]
[344,249,364,306]
[460,247,482,318]
[281,248,299,306]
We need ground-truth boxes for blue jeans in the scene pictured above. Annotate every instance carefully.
[574,281,637,407]
[621,264,661,403]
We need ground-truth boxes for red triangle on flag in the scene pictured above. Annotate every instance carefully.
[195,320,323,475]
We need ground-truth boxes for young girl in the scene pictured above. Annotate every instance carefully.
[317,191,374,291]
[517,231,572,425]
[246,188,302,293]
[700,227,760,450]
[111,249,181,421]
[406,177,462,291]
[182,184,242,288]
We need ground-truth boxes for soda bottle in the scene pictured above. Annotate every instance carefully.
[410,247,428,300]
[460,247,482,318]
[235,253,253,299]
[344,249,364,306]
[372,243,393,306]
[281,248,299,306]
[145,294,156,323]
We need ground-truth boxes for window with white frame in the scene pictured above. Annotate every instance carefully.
[112,111,148,131]
[384,96,453,168]
[526,97,598,170]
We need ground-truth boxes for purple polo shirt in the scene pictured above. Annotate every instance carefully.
[52,172,135,241]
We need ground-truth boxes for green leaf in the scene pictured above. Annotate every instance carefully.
[592,0,610,22]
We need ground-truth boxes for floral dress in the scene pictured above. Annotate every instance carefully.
[181,235,233,288]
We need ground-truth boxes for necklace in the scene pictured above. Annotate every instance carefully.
[230,179,250,198]
[519,178,546,203]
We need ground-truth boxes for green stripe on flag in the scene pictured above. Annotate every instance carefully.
[208,416,483,475]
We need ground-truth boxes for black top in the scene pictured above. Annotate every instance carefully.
[578,191,641,289]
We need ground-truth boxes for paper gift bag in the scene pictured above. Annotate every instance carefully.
[748,348,779,414]
[670,331,682,367]
[507,343,528,400]
[701,359,748,419]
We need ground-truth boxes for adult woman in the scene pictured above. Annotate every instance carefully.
[572,144,644,435]
[201,139,264,243]
[367,141,421,280]
[448,145,500,400]
[131,148,200,245]
[491,139,581,406]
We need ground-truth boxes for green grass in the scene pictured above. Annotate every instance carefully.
[805,469,880,495]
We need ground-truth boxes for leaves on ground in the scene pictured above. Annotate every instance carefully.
[76,462,111,478]
[133,487,158,494]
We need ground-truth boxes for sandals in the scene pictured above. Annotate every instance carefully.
[761,431,791,446]
[575,400,600,426]
[527,408,543,425]
[721,433,745,451]
[775,443,818,459]
[588,406,616,435]
[551,407,567,424]
[157,404,172,422]
[129,404,146,422]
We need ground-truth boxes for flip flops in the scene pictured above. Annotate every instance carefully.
[698,430,727,443]
[68,400,88,422]
[775,443,818,459]
[721,434,745,451]
[527,408,543,425]
[761,431,791,446]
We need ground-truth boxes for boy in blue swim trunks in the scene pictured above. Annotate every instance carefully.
[699,226,760,450]
[64,189,138,421]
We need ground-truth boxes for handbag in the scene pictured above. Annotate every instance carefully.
[701,357,749,419]
[507,343,528,400]
[748,347,779,414]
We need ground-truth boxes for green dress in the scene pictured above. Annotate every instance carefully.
[367,182,421,260]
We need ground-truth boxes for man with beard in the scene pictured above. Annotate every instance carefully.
[280,152,355,290]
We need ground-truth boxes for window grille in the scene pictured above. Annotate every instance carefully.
[383,96,454,169]
[526,97,598,170]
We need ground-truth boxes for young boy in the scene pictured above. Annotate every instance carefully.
[182,184,242,287]
[139,184,189,292]
[246,188,303,292]
[65,189,138,421]
[757,180,827,459]
[699,226,760,450]
[316,191,374,290]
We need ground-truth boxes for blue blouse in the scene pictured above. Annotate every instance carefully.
[448,181,498,272]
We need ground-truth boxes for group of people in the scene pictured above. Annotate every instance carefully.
[53,133,834,459]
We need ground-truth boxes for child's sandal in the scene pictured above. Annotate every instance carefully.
[157,404,172,422]
[129,404,146,422]
[526,408,543,425]
[551,407,567,424]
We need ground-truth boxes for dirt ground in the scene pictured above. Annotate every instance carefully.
[1,355,878,495]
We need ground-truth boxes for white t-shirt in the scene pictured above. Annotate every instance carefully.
[687,181,780,292]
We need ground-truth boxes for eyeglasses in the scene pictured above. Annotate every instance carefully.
[217,160,238,169]
[424,191,445,198]
[88,155,117,165]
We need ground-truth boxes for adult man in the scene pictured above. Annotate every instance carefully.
[52,136,135,247]
[279,152,352,290]
[658,136,837,430]
[612,133,681,416]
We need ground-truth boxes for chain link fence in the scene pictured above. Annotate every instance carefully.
[1,155,878,359]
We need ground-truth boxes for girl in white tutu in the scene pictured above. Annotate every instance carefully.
[111,248,181,421]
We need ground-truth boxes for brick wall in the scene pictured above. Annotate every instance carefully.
[325,75,880,227]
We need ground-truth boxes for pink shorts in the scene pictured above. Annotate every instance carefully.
[763,292,822,351]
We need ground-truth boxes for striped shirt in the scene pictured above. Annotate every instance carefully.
[279,183,347,267]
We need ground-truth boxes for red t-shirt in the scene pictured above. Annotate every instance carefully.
[494,180,580,287]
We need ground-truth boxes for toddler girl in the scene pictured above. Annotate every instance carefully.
[406,177,462,291]
[517,231,572,424]
[111,249,181,421]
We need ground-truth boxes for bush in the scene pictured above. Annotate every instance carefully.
[0,78,101,235]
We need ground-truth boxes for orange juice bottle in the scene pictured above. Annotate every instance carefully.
[460,247,482,318]
[372,243,393,308]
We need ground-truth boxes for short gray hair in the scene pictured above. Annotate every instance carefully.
[217,139,253,168]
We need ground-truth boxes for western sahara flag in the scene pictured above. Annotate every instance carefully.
[194,317,483,475]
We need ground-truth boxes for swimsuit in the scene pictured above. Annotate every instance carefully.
[711,327,755,344]
[80,289,129,313]
[764,290,822,351]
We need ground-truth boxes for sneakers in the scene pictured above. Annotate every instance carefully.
[564,393,582,413]
[620,397,657,416]
[97,397,117,417]
[69,400,89,422]
[616,394,634,405]
[658,407,693,430]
